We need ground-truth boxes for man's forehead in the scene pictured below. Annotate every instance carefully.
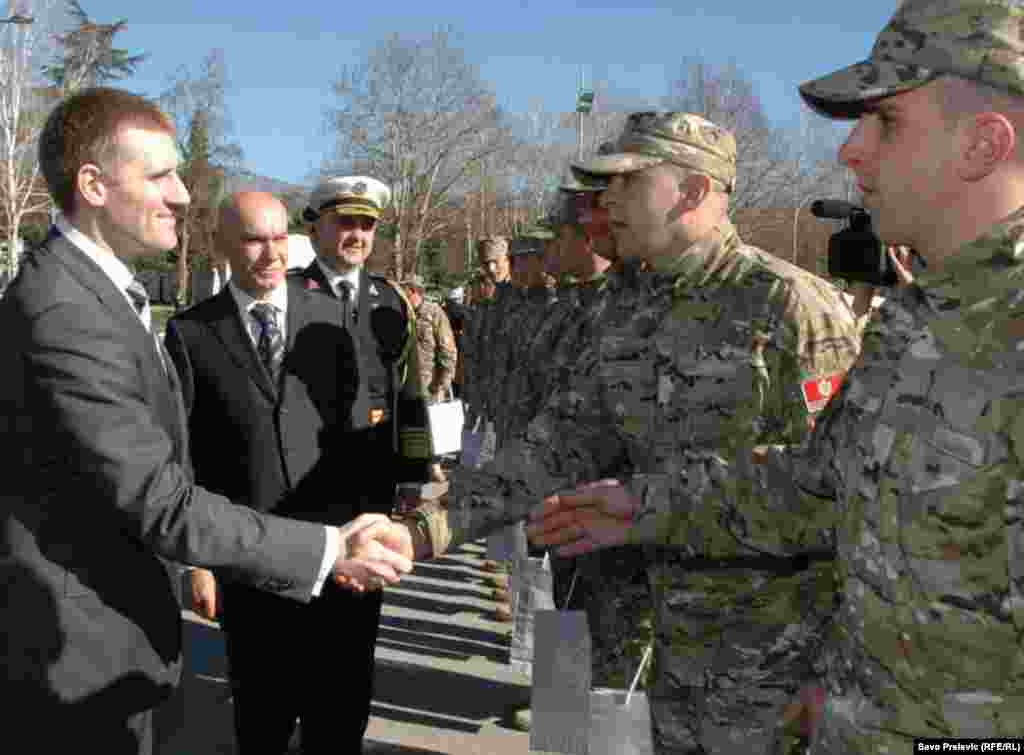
[113,126,179,165]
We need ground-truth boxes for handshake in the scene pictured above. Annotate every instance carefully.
[187,513,416,621]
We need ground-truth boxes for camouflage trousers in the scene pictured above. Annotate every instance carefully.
[549,546,654,689]
[646,559,837,755]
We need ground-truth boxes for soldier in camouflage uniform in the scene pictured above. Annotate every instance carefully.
[519,112,862,754]
[403,274,458,482]
[403,275,457,403]
[463,236,509,307]
[528,1,1024,751]
[399,114,862,752]
[543,173,657,687]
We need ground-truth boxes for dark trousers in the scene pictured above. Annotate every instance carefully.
[220,580,384,755]
[11,689,156,755]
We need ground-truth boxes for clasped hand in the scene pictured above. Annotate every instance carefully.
[333,513,414,592]
[526,479,639,556]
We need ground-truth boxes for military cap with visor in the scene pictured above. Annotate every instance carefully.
[799,0,1024,120]
[571,112,737,193]
[303,175,391,222]
[559,142,615,194]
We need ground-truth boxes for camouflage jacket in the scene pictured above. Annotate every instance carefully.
[414,223,861,563]
[413,299,457,396]
[793,209,1024,749]
[630,209,1024,747]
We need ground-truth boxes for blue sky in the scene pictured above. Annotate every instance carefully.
[80,0,899,186]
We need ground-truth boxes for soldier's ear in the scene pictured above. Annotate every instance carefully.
[959,112,1015,181]
[679,173,712,210]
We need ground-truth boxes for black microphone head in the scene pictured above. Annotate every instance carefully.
[810,199,861,219]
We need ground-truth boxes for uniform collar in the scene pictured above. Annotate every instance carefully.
[646,218,743,280]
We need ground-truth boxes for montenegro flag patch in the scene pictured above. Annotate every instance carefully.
[801,372,846,413]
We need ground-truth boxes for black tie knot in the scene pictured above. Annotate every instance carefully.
[338,280,354,301]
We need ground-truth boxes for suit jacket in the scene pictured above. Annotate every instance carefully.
[164,277,367,535]
[0,232,326,725]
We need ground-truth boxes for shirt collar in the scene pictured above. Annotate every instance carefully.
[229,279,289,320]
[316,258,361,295]
[55,215,136,298]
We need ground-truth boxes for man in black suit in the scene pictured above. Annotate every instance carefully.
[0,87,413,755]
[168,189,418,753]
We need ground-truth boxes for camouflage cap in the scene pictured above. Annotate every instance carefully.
[800,0,1024,120]
[559,141,615,193]
[476,236,509,261]
[571,112,736,192]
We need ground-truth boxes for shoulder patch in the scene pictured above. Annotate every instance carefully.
[801,371,846,413]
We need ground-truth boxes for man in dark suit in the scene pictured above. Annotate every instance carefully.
[168,189,418,754]
[0,87,413,755]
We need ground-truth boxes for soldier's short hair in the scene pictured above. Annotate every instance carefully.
[39,87,176,215]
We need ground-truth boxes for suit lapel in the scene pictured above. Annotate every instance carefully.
[48,231,186,452]
[302,261,335,299]
[285,279,314,352]
[208,288,278,402]
[50,232,152,345]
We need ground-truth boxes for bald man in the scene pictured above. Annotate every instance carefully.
[164,192,391,754]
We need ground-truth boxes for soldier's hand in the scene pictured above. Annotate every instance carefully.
[527,479,638,556]
[333,514,414,592]
[781,683,825,741]
[188,567,218,621]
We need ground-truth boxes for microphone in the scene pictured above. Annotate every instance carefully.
[810,199,862,220]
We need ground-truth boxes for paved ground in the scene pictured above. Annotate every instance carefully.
[156,541,532,755]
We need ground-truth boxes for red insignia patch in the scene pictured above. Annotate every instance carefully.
[801,372,846,413]
[304,278,320,291]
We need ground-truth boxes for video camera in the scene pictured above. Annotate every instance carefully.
[810,199,898,287]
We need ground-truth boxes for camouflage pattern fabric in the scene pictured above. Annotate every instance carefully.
[800,0,1024,118]
[420,221,861,753]
[719,206,1024,753]
[576,221,859,755]
[573,111,737,193]
[413,298,457,397]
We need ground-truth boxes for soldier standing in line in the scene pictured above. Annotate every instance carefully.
[390,112,862,754]
[403,274,458,483]
[463,236,510,306]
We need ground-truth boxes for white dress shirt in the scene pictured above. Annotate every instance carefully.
[228,280,289,347]
[56,216,147,328]
[316,258,361,299]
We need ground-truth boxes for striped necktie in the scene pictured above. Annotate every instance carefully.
[250,302,284,381]
[125,278,151,331]
[126,278,172,376]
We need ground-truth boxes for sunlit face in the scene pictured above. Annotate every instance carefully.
[312,212,377,273]
[405,285,423,307]
[838,81,962,251]
[600,163,682,260]
[93,127,190,258]
[223,199,289,300]
[481,254,510,283]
